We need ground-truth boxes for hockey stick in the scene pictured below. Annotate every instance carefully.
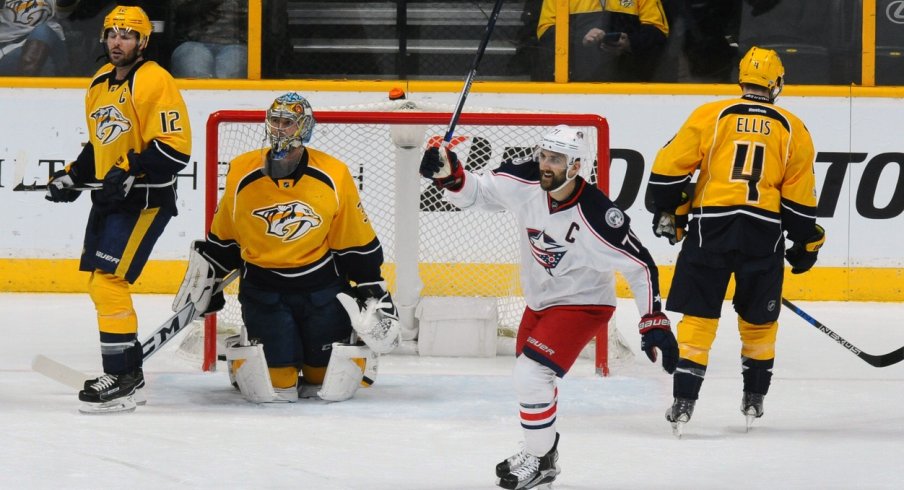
[442,0,505,144]
[781,298,904,367]
[32,270,240,389]
[14,181,174,192]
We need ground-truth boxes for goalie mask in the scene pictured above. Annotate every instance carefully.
[266,92,316,161]
[100,6,152,50]
[739,46,785,101]
[538,125,590,192]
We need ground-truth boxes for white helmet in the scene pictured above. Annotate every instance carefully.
[538,125,592,190]
[539,125,589,168]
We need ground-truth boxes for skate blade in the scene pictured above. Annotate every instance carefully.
[671,421,685,439]
[133,387,147,406]
[79,397,137,415]
[745,413,758,432]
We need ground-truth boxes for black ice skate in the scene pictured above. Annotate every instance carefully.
[741,392,765,431]
[496,433,560,478]
[666,397,696,438]
[497,433,560,490]
[78,369,144,414]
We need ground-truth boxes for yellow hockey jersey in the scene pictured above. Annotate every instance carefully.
[537,0,668,40]
[71,60,191,214]
[648,94,818,255]
[207,147,384,291]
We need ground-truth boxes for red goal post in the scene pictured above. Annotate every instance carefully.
[203,108,625,375]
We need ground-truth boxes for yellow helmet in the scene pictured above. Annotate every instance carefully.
[738,46,784,99]
[100,6,152,49]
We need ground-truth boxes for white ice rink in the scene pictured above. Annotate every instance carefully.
[2,294,903,489]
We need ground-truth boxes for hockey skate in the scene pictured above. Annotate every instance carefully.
[82,376,146,406]
[741,392,765,431]
[78,369,144,414]
[666,398,696,438]
[496,433,560,490]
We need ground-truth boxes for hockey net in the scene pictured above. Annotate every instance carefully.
[193,100,633,375]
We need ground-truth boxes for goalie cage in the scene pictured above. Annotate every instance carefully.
[188,99,635,376]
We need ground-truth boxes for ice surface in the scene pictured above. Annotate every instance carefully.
[2,294,902,489]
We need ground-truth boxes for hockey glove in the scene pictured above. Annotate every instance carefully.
[639,312,678,374]
[337,281,401,354]
[45,167,81,203]
[101,151,140,203]
[652,192,690,245]
[785,224,825,274]
[419,146,465,191]
[173,241,231,315]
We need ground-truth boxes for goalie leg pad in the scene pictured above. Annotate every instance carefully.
[318,343,373,402]
[226,342,280,403]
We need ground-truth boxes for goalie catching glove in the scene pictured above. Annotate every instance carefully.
[173,240,232,315]
[336,281,401,355]
[419,146,465,191]
[638,312,678,374]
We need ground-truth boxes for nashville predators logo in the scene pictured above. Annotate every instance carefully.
[90,106,132,144]
[10,0,52,26]
[253,201,322,242]
[527,228,567,275]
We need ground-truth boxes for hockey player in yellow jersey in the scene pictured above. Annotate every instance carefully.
[173,93,400,404]
[43,5,191,414]
[647,46,825,436]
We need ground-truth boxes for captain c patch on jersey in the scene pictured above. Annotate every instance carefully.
[90,105,132,144]
[527,228,566,274]
[253,201,323,242]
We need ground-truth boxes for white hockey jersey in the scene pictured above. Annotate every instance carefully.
[444,158,663,316]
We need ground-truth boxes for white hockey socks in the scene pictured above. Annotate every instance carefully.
[513,355,559,457]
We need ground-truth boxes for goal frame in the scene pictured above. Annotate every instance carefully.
[203,110,613,373]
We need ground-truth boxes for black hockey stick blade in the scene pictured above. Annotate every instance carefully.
[781,298,904,367]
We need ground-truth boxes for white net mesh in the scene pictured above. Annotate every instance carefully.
[198,101,624,372]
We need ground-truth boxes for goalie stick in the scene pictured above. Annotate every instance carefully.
[33,270,239,389]
[781,298,904,368]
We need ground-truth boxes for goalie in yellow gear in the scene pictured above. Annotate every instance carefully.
[174,93,400,403]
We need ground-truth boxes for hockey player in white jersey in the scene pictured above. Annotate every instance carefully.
[420,125,678,489]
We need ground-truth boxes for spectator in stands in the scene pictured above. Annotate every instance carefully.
[535,0,669,82]
[169,0,247,78]
[0,0,76,76]
[680,0,781,83]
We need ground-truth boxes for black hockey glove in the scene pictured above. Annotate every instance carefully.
[101,150,140,203]
[420,146,465,191]
[785,224,825,274]
[639,312,678,374]
[652,192,690,245]
[45,167,81,203]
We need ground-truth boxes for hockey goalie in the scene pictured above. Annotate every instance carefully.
[173,92,401,403]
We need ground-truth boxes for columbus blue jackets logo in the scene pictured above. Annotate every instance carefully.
[90,106,132,144]
[527,228,566,274]
[253,201,323,242]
